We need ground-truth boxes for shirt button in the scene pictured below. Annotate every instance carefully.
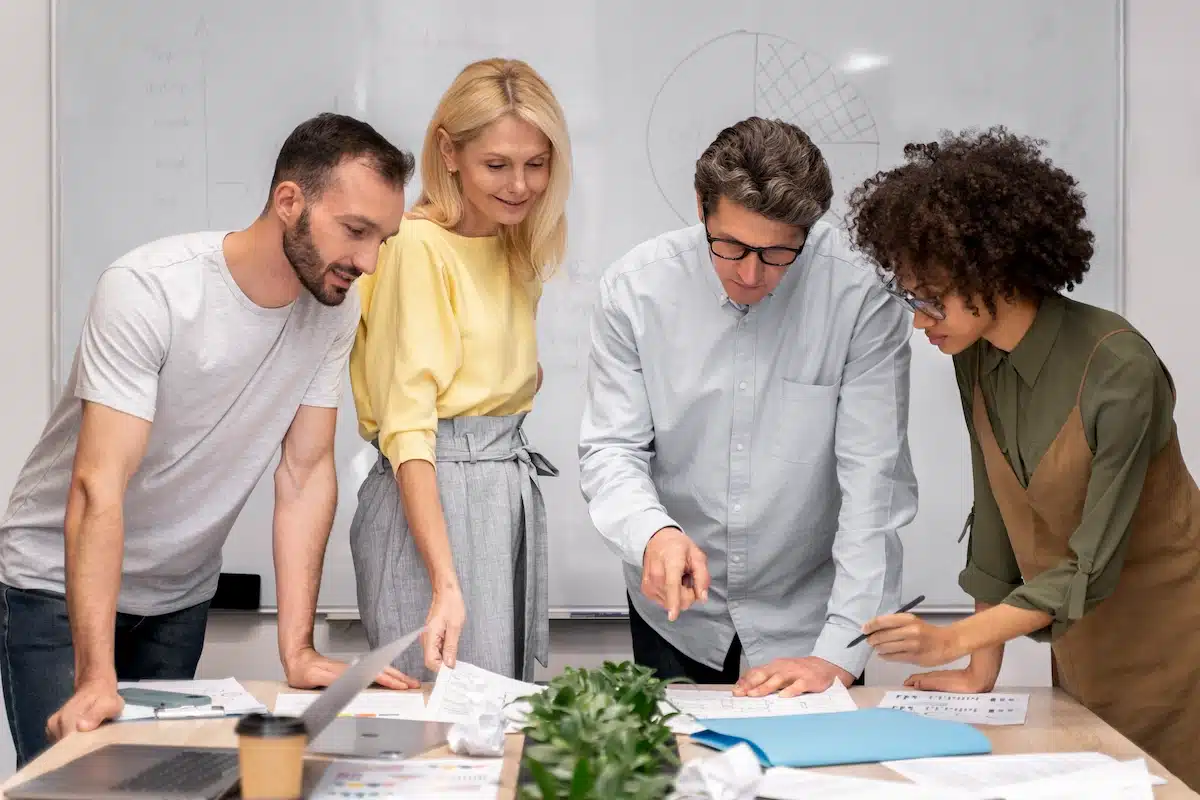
[735,443,744,451]
[731,554,743,563]
[738,381,747,390]
[733,503,742,512]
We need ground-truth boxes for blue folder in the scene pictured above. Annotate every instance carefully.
[691,708,992,768]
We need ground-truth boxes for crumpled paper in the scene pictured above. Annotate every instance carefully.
[446,706,506,757]
[668,743,764,800]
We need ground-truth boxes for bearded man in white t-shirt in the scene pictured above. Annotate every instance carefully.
[0,112,415,766]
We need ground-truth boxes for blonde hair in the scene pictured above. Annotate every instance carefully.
[412,58,571,282]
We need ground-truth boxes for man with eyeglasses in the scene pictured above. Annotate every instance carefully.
[578,116,917,696]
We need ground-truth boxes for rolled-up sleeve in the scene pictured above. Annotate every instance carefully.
[360,233,460,470]
[1001,344,1165,641]
[811,285,918,676]
[953,352,1025,606]
[578,273,678,567]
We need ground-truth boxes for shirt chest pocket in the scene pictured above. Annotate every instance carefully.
[769,379,841,464]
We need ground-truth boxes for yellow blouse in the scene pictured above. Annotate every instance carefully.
[349,217,542,471]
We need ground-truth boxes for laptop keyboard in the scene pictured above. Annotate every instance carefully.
[112,750,238,793]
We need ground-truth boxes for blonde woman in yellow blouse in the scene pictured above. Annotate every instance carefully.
[348,59,570,681]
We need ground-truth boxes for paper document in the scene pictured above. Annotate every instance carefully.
[273,689,428,720]
[757,767,972,799]
[760,758,1157,799]
[425,661,544,731]
[666,679,857,719]
[310,758,503,799]
[878,690,1028,725]
[882,752,1166,791]
[116,678,266,721]
[979,757,1156,799]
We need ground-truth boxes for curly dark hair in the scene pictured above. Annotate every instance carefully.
[845,125,1094,315]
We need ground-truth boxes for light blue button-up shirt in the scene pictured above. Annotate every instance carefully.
[578,220,917,676]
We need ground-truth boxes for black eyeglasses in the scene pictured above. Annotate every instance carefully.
[704,225,805,268]
[882,274,946,320]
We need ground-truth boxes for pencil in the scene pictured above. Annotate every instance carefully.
[846,594,926,648]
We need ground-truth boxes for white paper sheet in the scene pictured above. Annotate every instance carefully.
[310,758,502,799]
[756,767,973,799]
[272,689,428,720]
[424,661,545,732]
[664,679,858,728]
[878,690,1028,725]
[979,758,1156,799]
[882,752,1167,791]
[116,677,266,721]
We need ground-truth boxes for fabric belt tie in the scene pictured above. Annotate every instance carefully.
[371,429,558,672]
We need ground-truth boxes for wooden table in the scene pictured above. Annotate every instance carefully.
[2,682,1195,798]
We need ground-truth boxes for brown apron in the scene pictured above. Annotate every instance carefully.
[972,329,1200,789]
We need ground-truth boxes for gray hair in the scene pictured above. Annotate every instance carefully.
[694,117,832,227]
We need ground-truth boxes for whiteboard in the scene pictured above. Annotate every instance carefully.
[53,0,1124,614]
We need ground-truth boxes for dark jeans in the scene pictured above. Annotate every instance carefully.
[0,583,210,767]
[627,593,866,686]
[628,593,743,682]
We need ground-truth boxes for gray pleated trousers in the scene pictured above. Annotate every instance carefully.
[349,413,557,682]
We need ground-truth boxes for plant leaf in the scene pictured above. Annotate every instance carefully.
[568,756,594,800]
[526,757,560,799]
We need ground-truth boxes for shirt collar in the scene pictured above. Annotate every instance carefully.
[981,294,1065,385]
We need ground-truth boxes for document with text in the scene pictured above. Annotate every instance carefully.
[878,690,1028,725]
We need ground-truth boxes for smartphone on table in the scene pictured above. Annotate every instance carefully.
[117,687,211,709]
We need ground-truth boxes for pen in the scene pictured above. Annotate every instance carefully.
[846,594,926,648]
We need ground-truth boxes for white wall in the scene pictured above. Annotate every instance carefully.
[0,0,1196,781]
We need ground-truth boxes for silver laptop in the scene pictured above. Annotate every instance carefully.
[307,716,453,759]
[5,627,425,800]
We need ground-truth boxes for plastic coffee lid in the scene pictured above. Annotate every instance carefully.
[234,712,308,738]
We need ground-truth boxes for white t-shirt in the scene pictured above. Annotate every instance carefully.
[0,231,358,615]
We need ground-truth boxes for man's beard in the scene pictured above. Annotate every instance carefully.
[282,209,356,306]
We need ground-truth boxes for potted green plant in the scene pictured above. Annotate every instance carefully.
[516,661,684,799]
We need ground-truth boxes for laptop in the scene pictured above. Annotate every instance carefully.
[307,716,453,760]
[5,627,425,800]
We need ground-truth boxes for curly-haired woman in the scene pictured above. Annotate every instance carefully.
[847,126,1200,788]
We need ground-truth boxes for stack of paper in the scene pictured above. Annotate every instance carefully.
[877,690,1029,726]
[116,678,267,721]
[310,758,503,799]
[758,768,974,799]
[978,758,1156,799]
[882,752,1167,791]
[756,755,1161,799]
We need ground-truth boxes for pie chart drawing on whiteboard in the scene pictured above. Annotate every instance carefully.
[646,31,880,227]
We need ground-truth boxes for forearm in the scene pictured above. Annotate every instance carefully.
[961,601,1005,678]
[63,481,123,686]
[397,460,459,592]
[272,457,336,664]
[948,601,1052,658]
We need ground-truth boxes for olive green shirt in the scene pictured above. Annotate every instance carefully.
[953,294,1176,642]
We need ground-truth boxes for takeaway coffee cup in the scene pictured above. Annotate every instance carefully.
[234,712,308,799]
